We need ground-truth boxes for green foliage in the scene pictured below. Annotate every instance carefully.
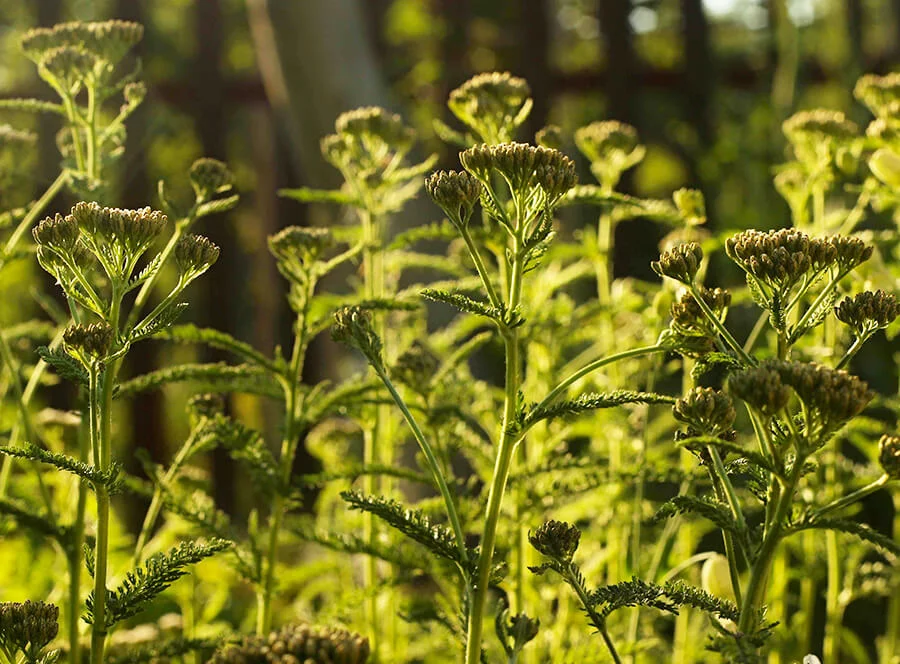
[84,538,231,629]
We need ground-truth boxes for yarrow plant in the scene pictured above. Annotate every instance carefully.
[2,16,900,664]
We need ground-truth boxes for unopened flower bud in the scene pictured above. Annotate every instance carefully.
[33,213,79,252]
[268,226,333,270]
[425,170,482,229]
[0,600,59,654]
[63,322,114,361]
[529,520,580,563]
[332,306,383,368]
[673,388,736,437]
[174,234,219,276]
[828,235,873,272]
[728,365,791,417]
[855,73,900,117]
[189,158,233,200]
[448,72,531,143]
[835,290,900,336]
[878,434,900,479]
[651,242,703,284]
[535,125,563,150]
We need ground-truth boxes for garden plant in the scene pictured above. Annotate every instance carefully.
[1,16,900,664]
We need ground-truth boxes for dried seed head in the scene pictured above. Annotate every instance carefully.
[424,170,482,229]
[0,600,59,654]
[63,322,114,360]
[855,73,900,117]
[174,234,220,276]
[728,364,792,417]
[33,213,79,252]
[209,623,370,664]
[673,188,706,226]
[529,520,581,563]
[332,306,382,368]
[673,387,736,437]
[878,435,900,480]
[448,72,531,142]
[188,158,233,200]
[651,242,703,284]
[834,290,900,336]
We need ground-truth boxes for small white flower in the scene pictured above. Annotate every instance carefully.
[802,655,822,664]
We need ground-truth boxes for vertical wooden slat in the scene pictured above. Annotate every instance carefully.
[518,0,552,138]
[192,0,239,515]
[597,0,638,125]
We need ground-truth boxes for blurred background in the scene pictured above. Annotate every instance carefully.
[1,0,899,515]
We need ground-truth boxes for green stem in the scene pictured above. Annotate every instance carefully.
[788,271,845,346]
[823,530,841,662]
[1,171,67,268]
[737,461,803,634]
[68,414,89,664]
[461,228,502,310]
[89,363,112,664]
[465,246,524,664]
[258,294,311,635]
[811,474,890,519]
[688,284,754,365]
[85,83,98,180]
[524,344,667,438]
[835,333,869,371]
[565,562,621,664]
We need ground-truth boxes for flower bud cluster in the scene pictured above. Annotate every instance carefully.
[335,106,414,155]
[189,158,233,201]
[535,125,563,150]
[855,73,900,118]
[424,170,482,229]
[651,242,703,284]
[878,434,900,480]
[448,72,531,143]
[332,307,383,369]
[209,623,370,664]
[174,234,220,277]
[268,226,334,285]
[730,360,872,439]
[783,110,858,152]
[33,213,80,253]
[574,120,645,187]
[670,287,731,337]
[673,387,736,437]
[459,142,576,202]
[21,20,143,66]
[393,341,440,395]
[0,601,59,657]
[71,201,167,256]
[829,235,874,272]
[834,290,900,336]
[528,520,581,563]
[725,229,838,294]
[63,322,115,361]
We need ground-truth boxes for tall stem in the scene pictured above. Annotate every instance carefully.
[465,238,524,664]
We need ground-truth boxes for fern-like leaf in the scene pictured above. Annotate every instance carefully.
[0,496,72,546]
[290,523,433,572]
[341,491,467,570]
[0,444,123,493]
[85,538,232,628]
[519,391,675,431]
[278,187,359,207]
[662,580,740,621]
[156,324,280,374]
[421,288,521,326]
[0,98,65,115]
[789,517,900,557]
[115,363,282,400]
[36,346,88,386]
[653,495,739,534]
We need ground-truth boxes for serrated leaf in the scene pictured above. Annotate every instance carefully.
[115,363,282,400]
[653,495,739,534]
[278,187,359,206]
[155,324,280,374]
[36,346,88,386]
[420,288,504,323]
[0,444,123,493]
[0,98,65,115]
[341,491,468,572]
[129,302,189,343]
[85,538,232,628]
[790,517,900,557]
[519,391,675,430]
[195,194,239,218]
[388,220,460,250]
